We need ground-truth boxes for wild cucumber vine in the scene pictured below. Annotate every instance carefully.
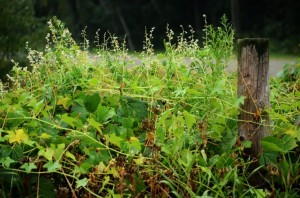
[0,15,299,197]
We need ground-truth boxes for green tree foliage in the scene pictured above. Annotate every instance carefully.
[0,0,46,81]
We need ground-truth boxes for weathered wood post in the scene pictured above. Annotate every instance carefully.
[237,38,270,158]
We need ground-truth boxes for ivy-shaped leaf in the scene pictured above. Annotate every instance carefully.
[76,178,89,188]
[20,162,37,173]
[0,157,15,168]
[7,129,28,144]
[43,161,61,172]
[233,95,246,107]
[38,148,55,161]
[173,86,187,97]
[50,143,65,161]
[23,138,36,147]
[28,99,44,116]
[57,96,72,109]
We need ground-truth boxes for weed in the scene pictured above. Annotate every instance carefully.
[0,15,299,197]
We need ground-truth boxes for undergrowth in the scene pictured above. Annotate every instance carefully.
[0,16,299,197]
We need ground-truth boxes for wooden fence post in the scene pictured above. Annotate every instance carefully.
[237,38,270,158]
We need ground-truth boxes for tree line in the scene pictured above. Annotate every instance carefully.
[1,0,300,80]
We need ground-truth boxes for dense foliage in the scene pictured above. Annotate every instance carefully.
[0,0,47,80]
[0,17,299,197]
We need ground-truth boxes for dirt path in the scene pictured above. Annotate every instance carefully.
[227,58,296,76]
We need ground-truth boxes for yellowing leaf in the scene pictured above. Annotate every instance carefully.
[8,129,28,144]
[97,162,107,173]
[57,96,71,109]
[108,167,120,178]
[129,136,138,142]
[40,133,52,139]
[133,155,145,165]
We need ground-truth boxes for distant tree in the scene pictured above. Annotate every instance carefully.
[0,0,46,80]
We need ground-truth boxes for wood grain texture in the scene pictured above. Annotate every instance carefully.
[237,38,270,157]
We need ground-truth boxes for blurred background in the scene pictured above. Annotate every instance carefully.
[1,0,300,80]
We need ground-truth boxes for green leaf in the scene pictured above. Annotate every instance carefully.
[208,155,219,167]
[88,78,99,86]
[242,140,252,148]
[0,157,15,168]
[71,103,89,118]
[180,149,194,167]
[261,135,297,154]
[107,189,122,198]
[73,163,93,174]
[23,138,36,146]
[179,149,194,175]
[129,137,142,153]
[173,86,187,97]
[99,176,110,193]
[261,136,285,152]
[50,143,65,161]
[120,96,148,121]
[20,162,37,173]
[233,95,246,107]
[282,135,297,151]
[39,133,52,139]
[28,99,45,115]
[65,151,76,161]
[212,79,226,95]
[183,110,196,132]
[38,148,54,161]
[88,118,102,133]
[43,161,61,172]
[1,145,24,161]
[84,93,100,113]
[76,178,89,188]
[95,105,116,123]
[61,113,77,128]
[121,117,134,129]
[259,151,279,165]
[108,133,124,148]
[250,189,267,198]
